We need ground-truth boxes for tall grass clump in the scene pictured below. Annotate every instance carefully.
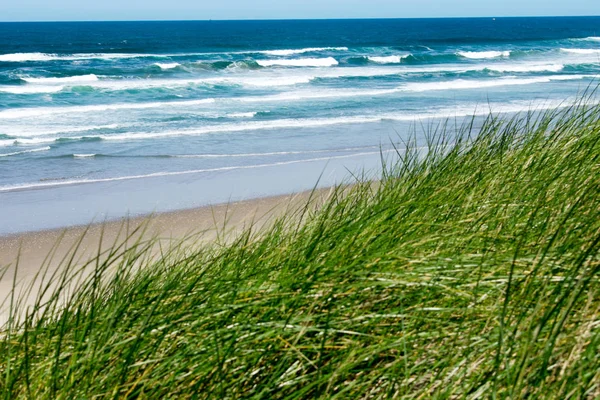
[1,100,599,399]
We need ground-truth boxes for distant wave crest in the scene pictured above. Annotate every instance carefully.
[560,48,600,55]
[367,55,409,64]
[457,51,511,59]
[154,62,181,70]
[0,146,51,157]
[256,57,339,67]
[259,47,348,56]
[20,74,99,84]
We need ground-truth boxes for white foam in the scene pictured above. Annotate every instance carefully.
[368,55,408,64]
[0,53,54,62]
[260,47,348,56]
[0,52,167,62]
[0,98,596,150]
[0,70,588,120]
[73,154,96,158]
[172,146,379,158]
[154,62,181,70]
[227,112,258,118]
[458,51,511,59]
[1,124,123,138]
[0,60,573,97]
[238,88,400,103]
[0,146,51,157]
[96,117,385,142]
[0,137,56,147]
[575,37,600,42]
[5,75,312,94]
[257,57,339,67]
[560,48,600,55]
[486,63,565,73]
[0,49,349,63]
[21,74,99,84]
[402,75,589,92]
[0,85,65,94]
[0,99,215,119]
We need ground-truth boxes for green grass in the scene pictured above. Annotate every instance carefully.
[1,99,600,399]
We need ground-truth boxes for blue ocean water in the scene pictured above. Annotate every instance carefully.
[1,18,599,233]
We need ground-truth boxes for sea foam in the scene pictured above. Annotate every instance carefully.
[486,63,564,73]
[560,48,600,55]
[154,62,181,70]
[0,85,65,94]
[0,147,51,157]
[0,52,168,62]
[21,74,99,84]
[0,99,216,119]
[0,97,593,151]
[260,47,348,56]
[256,57,339,67]
[402,75,589,92]
[458,51,511,59]
[367,55,408,64]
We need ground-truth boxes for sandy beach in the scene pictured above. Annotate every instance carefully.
[0,188,329,325]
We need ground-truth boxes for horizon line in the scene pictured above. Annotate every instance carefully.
[1,15,600,23]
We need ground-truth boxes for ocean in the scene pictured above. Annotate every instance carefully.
[1,17,599,234]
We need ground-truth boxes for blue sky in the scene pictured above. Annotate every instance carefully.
[3,0,600,21]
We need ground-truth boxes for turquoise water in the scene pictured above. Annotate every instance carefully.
[1,18,599,233]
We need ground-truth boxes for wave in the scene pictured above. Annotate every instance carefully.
[0,53,55,62]
[170,146,380,158]
[20,74,99,84]
[237,88,401,103]
[45,99,588,143]
[0,85,65,94]
[1,74,314,95]
[190,60,261,71]
[154,62,181,70]
[560,48,600,55]
[0,124,124,138]
[2,116,409,147]
[485,63,564,73]
[51,146,381,160]
[402,75,589,92]
[0,137,58,147]
[2,61,569,96]
[573,37,600,42]
[367,55,409,64]
[244,75,588,101]
[0,71,587,120]
[256,57,339,67]
[0,99,215,119]
[0,52,168,62]
[0,146,51,157]
[259,47,348,56]
[227,112,258,118]
[0,48,348,63]
[457,51,511,59]
[1,97,593,149]
[0,150,392,193]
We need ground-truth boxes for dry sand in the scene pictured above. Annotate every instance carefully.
[0,188,331,325]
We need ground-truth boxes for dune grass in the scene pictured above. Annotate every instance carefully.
[1,99,600,399]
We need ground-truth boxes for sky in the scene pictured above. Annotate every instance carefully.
[2,0,600,22]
